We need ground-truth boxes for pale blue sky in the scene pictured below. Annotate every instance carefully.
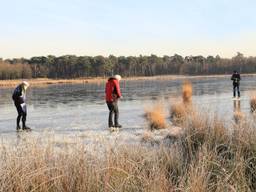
[1,0,256,58]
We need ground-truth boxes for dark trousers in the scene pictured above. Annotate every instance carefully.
[106,101,119,127]
[15,102,27,128]
[233,84,240,97]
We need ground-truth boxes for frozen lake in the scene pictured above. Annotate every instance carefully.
[0,75,256,144]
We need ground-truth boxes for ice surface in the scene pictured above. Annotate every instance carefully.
[0,76,255,146]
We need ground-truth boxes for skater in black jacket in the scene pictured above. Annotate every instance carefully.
[12,81,31,131]
[231,70,241,98]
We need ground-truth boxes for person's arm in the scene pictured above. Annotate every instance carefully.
[114,80,122,98]
[231,74,234,80]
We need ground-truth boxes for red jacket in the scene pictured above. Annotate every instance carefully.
[105,78,122,102]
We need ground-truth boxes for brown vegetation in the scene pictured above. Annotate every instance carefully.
[170,81,193,125]
[182,81,192,104]
[0,61,32,80]
[1,104,256,191]
[141,131,154,142]
[170,102,188,125]
[0,78,106,87]
[145,102,167,130]
[250,94,256,112]
[233,111,245,124]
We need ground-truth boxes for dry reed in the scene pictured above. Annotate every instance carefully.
[182,81,192,104]
[170,102,187,125]
[170,81,193,125]
[0,78,105,87]
[233,111,245,124]
[141,131,154,142]
[170,101,195,126]
[145,102,167,130]
[1,107,256,191]
[250,93,256,112]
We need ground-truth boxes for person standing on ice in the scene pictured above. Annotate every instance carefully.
[12,81,31,131]
[105,74,122,129]
[231,70,241,98]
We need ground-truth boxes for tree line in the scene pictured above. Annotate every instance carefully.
[0,52,256,80]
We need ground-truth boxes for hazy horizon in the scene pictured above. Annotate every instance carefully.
[1,0,256,59]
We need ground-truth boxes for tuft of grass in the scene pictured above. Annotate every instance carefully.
[233,111,245,124]
[170,81,193,125]
[250,94,256,112]
[145,103,167,130]
[170,102,194,126]
[141,131,154,142]
[170,102,187,125]
[182,81,192,104]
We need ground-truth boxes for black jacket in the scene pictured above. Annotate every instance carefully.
[12,85,25,104]
[231,73,241,85]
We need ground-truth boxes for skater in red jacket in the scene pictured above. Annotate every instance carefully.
[105,75,122,128]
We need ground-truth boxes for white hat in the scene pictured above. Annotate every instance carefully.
[22,81,30,90]
[114,74,121,81]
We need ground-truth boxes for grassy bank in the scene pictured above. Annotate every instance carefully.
[1,73,256,87]
[1,105,256,191]
[0,78,106,87]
